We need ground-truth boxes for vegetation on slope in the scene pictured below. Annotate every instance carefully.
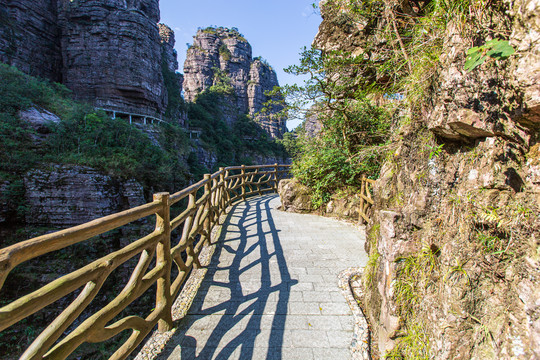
[0,64,191,216]
[268,45,392,207]
[187,69,288,174]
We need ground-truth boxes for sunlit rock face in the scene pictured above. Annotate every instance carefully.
[314,0,540,358]
[425,0,540,142]
[0,0,175,119]
[58,0,167,117]
[183,27,286,138]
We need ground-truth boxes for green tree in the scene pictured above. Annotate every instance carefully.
[263,47,391,207]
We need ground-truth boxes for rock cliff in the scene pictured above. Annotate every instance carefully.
[0,0,62,82]
[313,0,540,358]
[1,0,177,120]
[183,27,286,138]
[24,165,145,227]
[57,0,166,117]
[248,58,287,138]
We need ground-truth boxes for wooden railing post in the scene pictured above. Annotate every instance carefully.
[153,192,173,332]
[212,176,219,223]
[241,165,246,201]
[219,167,226,216]
[273,163,279,191]
[203,174,212,246]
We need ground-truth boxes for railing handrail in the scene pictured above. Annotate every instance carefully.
[0,163,291,360]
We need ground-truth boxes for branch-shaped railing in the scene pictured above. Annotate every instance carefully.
[0,164,290,360]
[358,176,375,224]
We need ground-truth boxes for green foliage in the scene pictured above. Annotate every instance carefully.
[219,44,232,61]
[46,110,189,189]
[465,39,515,71]
[363,250,380,288]
[253,56,273,70]
[389,245,438,358]
[200,26,247,42]
[275,48,391,207]
[161,58,186,121]
[385,322,431,360]
[0,64,74,219]
[293,143,361,207]
[189,85,287,171]
[428,144,444,160]
[277,132,300,158]
[210,67,235,95]
[0,63,74,117]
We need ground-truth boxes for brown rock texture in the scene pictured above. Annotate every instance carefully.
[0,0,62,82]
[58,0,166,117]
[183,27,286,137]
[278,178,314,213]
[24,165,145,227]
[1,0,180,120]
[314,0,540,358]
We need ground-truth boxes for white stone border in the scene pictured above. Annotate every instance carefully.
[338,267,371,360]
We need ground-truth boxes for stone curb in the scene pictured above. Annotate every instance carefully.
[338,267,371,360]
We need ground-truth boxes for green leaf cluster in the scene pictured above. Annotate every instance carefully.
[218,44,232,61]
[464,39,515,71]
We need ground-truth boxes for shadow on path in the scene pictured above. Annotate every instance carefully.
[158,194,297,359]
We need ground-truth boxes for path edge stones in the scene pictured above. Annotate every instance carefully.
[338,267,371,360]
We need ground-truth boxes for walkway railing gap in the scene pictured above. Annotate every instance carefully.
[0,164,375,360]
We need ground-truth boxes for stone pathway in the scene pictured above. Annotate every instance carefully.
[157,194,368,359]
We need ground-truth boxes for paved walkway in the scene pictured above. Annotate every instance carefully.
[158,194,368,359]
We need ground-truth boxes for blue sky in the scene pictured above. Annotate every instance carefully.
[159,0,322,129]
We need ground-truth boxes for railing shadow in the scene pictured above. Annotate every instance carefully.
[159,194,296,359]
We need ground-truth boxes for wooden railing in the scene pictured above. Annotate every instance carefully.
[0,164,290,360]
[358,176,376,224]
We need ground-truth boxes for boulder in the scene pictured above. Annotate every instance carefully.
[277,178,313,213]
[18,106,60,142]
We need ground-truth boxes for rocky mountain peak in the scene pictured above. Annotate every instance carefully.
[183,27,286,138]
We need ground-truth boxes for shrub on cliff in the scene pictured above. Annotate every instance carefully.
[267,48,391,207]
[188,80,287,169]
[0,64,190,213]
[46,110,190,189]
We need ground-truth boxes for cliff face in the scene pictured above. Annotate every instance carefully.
[159,23,179,74]
[0,0,62,82]
[0,0,177,120]
[314,0,540,358]
[58,0,166,117]
[183,27,286,138]
[24,165,145,226]
[248,59,287,138]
